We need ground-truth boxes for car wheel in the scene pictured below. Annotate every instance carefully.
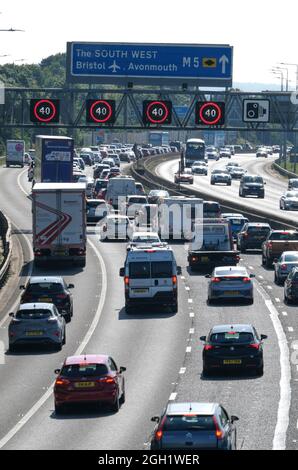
[247,298,254,305]
[240,245,246,253]
[120,384,126,405]
[125,305,134,315]
[171,303,178,313]
[65,312,71,323]
[261,254,266,266]
[63,330,66,345]
[55,342,63,352]
[265,257,272,268]
[203,366,210,377]
[227,182,231,186]
[55,403,64,415]
[111,396,120,412]
[208,298,214,305]
[256,365,264,377]
[9,344,16,353]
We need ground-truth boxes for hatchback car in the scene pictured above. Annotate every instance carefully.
[279,191,298,210]
[126,231,163,251]
[274,251,298,285]
[191,162,208,175]
[148,190,169,204]
[20,277,74,322]
[54,355,126,414]
[256,147,268,158]
[150,402,238,450]
[101,215,134,240]
[174,169,194,184]
[284,267,298,303]
[206,266,255,304]
[9,303,66,352]
[288,178,298,190]
[86,199,110,223]
[237,223,271,252]
[210,170,231,186]
[200,324,267,376]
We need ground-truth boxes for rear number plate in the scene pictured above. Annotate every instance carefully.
[201,256,209,263]
[223,360,242,365]
[224,291,239,296]
[26,331,43,336]
[133,289,148,294]
[74,382,95,388]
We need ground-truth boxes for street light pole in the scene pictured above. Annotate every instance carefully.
[271,70,284,91]
[276,66,289,91]
[280,62,298,91]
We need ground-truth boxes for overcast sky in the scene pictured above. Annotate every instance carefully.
[0,0,297,87]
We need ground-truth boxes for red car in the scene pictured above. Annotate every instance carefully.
[54,355,126,414]
[174,169,194,184]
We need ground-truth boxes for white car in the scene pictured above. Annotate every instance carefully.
[101,215,134,240]
[127,231,164,251]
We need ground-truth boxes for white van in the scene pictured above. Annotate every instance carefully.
[119,246,181,313]
[106,176,137,208]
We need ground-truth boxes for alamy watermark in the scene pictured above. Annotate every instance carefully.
[0,80,5,105]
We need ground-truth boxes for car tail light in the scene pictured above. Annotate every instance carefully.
[155,430,163,441]
[98,376,116,385]
[54,331,60,337]
[34,250,42,257]
[236,255,240,262]
[103,225,107,232]
[281,264,287,271]
[211,277,221,283]
[55,378,70,387]
[56,294,68,299]
[213,416,223,439]
[242,277,251,283]
[249,343,260,350]
[124,276,129,286]
[172,275,177,285]
[191,256,197,262]
[204,344,214,351]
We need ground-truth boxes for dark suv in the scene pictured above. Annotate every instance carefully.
[239,175,265,198]
[20,276,74,322]
[237,223,271,252]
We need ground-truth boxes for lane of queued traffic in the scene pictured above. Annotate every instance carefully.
[0,167,193,450]
[156,154,298,224]
[0,167,107,440]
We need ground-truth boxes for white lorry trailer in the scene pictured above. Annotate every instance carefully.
[6,140,25,167]
[32,183,87,267]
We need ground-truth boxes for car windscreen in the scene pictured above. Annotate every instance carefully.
[163,415,215,431]
[95,180,108,190]
[26,283,64,294]
[286,192,298,197]
[61,364,108,378]
[128,198,147,204]
[228,218,246,226]
[16,309,52,319]
[216,269,247,276]
[243,177,263,183]
[210,332,254,344]
[247,226,270,233]
[129,262,150,279]
[133,235,159,242]
[270,232,298,240]
[284,253,298,262]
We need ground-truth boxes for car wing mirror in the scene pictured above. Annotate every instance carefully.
[151,416,160,423]
[231,415,239,423]
[260,334,268,340]
[249,274,256,278]
[68,284,75,289]
[9,312,14,317]
[200,336,207,342]
[119,268,125,277]
[19,285,25,290]
[177,266,182,276]
[54,369,61,375]
[205,274,211,278]
[119,366,126,373]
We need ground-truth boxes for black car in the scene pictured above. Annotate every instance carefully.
[93,178,108,198]
[147,190,170,204]
[239,175,265,198]
[200,324,267,376]
[20,277,74,322]
[284,267,298,303]
[150,402,238,450]
[237,223,271,252]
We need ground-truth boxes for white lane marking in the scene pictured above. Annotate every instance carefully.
[263,299,291,450]
[0,238,108,450]
[17,169,29,197]
[189,312,194,318]
[185,286,190,291]
[296,420,298,429]
[179,368,186,375]
[189,328,195,334]
[275,298,281,303]
[169,393,177,401]
[186,347,192,353]
[282,312,288,317]
[258,275,264,279]
[249,266,254,270]
[267,285,272,290]
[181,276,185,280]
[288,327,294,332]
[188,299,193,304]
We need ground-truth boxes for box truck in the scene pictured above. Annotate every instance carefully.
[6,140,25,167]
[32,183,86,267]
[34,135,74,184]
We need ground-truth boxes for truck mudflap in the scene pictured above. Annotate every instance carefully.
[188,250,240,269]
[34,245,86,266]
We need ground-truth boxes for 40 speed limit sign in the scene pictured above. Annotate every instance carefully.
[143,100,172,125]
[195,101,225,126]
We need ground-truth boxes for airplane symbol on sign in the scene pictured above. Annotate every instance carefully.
[108,60,121,73]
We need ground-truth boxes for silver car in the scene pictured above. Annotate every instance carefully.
[279,191,298,210]
[8,303,66,352]
[274,251,298,285]
[210,170,231,186]
[206,266,255,304]
[150,402,238,450]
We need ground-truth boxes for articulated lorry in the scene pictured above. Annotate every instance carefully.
[34,135,74,184]
[6,140,25,167]
[32,183,86,267]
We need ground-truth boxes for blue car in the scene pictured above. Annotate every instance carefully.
[222,213,248,240]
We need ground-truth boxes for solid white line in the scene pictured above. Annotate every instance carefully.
[296,420,298,430]
[0,238,108,449]
[186,347,192,353]
[169,393,177,401]
[264,299,291,450]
